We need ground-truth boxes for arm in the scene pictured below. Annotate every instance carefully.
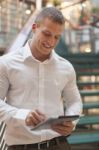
[62,65,82,132]
[51,64,82,136]
[62,65,82,116]
[0,60,17,123]
[0,59,46,127]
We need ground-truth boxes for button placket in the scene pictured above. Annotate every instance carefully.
[38,63,47,141]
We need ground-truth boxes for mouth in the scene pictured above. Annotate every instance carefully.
[42,43,53,49]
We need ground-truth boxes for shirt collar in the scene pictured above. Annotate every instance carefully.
[22,40,57,64]
[22,41,32,60]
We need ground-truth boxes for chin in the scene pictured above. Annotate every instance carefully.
[42,49,51,55]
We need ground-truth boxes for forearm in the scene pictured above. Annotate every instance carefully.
[64,88,82,128]
[0,99,30,126]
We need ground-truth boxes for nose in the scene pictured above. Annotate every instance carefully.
[47,37,56,47]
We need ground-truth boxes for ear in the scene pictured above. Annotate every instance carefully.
[32,23,37,32]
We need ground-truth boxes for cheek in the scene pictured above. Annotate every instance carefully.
[34,34,41,43]
[36,34,44,43]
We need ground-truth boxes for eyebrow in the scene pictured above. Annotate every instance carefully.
[42,30,61,37]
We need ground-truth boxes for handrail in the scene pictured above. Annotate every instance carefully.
[8,10,39,52]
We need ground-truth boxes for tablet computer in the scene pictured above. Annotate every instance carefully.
[31,115,80,130]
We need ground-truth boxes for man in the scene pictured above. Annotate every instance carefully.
[0,7,82,150]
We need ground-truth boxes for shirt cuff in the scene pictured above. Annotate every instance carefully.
[13,108,30,126]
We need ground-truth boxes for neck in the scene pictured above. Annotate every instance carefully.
[32,50,50,62]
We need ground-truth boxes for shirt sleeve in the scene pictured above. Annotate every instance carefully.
[0,60,30,126]
[62,65,82,123]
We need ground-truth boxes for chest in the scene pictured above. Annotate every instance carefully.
[8,62,69,90]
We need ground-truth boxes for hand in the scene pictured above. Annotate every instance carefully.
[25,109,46,127]
[51,121,74,136]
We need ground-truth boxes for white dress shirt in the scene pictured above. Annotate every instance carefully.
[0,42,82,145]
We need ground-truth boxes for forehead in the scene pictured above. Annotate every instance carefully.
[38,18,64,34]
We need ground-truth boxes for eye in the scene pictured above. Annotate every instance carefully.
[42,31,51,37]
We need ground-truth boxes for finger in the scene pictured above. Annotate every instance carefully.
[35,109,46,118]
[25,110,46,126]
[61,121,74,129]
[51,125,72,136]
[52,127,70,136]
[25,112,41,126]
[51,124,73,135]
[32,112,43,124]
[52,123,74,131]
[25,115,35,126]
[31,111,46,122]
[30,113,40,125]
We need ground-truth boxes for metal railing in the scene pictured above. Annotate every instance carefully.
[0,123,7,150]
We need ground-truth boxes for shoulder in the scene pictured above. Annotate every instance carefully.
[0,48,22,66]
[54,51,75,72]
[54,52,77,81]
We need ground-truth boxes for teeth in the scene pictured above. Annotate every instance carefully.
[45,45,50,48]
[43,43,51,48]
